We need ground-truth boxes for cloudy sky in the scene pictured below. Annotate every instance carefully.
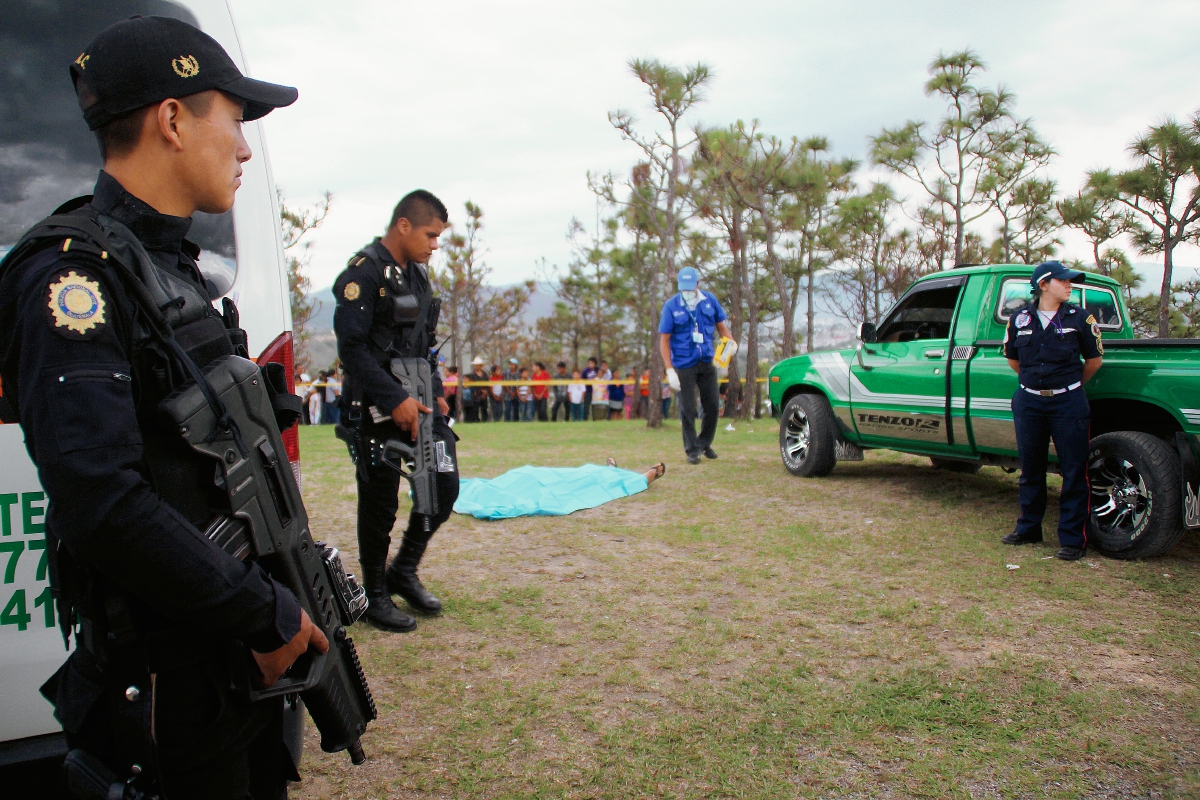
[231,0,1200,292]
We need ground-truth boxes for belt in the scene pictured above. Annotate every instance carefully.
[1021,382,1081,397]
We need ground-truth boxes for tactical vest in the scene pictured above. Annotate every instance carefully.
[351,244,440,364]
[0,199,297,640]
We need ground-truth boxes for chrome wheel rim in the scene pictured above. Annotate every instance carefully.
[1089,454,1150,540]
[783,404,811,464]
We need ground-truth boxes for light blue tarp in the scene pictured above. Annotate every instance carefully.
[453,464,649,520]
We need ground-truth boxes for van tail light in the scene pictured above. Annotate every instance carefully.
[256,331,302,490]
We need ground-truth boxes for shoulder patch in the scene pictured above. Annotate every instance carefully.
[46,270,106,339]
[1087,314,1104,353]
[343,281,361,301]
[1015,311,1031,329]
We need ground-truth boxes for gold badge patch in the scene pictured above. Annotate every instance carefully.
[172,55,200,78]
[1087,314,1104,354]
[48,271,106,336]
[343,282,361,301]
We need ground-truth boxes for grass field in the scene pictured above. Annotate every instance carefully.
[292,419,1199,799]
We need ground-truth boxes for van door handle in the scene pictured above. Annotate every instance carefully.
[924,349,945,359]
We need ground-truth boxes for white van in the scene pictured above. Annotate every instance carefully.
[0,0,301,767]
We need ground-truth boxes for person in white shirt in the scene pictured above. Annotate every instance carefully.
[567,370,586,421]
[323,369,342,424]
[591,361,612,421]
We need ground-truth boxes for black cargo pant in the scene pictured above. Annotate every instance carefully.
[550,395,569,421]
[676,360,720,457]
[356,415,460,574]
[1012,387,1091,549]
[46,644,289,800]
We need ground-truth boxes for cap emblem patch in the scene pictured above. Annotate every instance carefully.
[1015,312,1031,329]
[48,271,106,336]
[343,282,361,301]
[75,52,90,70]
[172,55,200,78]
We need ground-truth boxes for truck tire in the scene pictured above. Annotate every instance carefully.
[1088,431,1185,559]
[779,393,838,477]
[930,458,982,474]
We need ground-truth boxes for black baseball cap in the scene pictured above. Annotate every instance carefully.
[1030,260,1086,287]
[70,16,298,131]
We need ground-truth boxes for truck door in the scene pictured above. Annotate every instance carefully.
[849,276,966,450]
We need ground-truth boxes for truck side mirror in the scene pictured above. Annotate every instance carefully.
[857,322,877,343]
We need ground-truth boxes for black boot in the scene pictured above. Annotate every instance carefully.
[362,563,416,632]
[386,536,442,615]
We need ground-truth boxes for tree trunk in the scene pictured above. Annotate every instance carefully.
[740,245,760,420]
[1159,242,1175,338]
[805,260,815,353]
[724,215,745,417]
[757,192,794,358]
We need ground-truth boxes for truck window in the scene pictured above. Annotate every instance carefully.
[0,0,237,295]
[996,278,1084,322]
[876,285,963,343]
[1084,287,1122,329]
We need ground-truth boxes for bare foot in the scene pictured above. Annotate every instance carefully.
[607,457,618,467]
[643,462,666,484]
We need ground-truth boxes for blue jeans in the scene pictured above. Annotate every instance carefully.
[521,399,536,421]
[505,398,519,421]
[570,402,584,421]
[1012,388,1091,549]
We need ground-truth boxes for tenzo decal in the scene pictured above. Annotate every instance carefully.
[856,412,942,438]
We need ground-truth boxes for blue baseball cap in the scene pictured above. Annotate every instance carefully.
[677,267,699,291]
[1030,260,1085,287]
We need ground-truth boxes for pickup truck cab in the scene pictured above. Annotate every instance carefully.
[768,264,1200,560]
[0,0,302,771]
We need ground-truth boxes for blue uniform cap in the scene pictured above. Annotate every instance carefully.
[677,267,699,291]
[1031,260,1086,287]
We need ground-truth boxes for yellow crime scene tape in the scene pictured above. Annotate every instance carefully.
[297,378,770,390]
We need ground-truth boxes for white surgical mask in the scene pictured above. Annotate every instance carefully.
[681,289,700,307]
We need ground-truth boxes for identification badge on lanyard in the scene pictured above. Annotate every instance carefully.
[692,329,704,344]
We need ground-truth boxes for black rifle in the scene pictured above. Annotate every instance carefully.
[160,355,376,764]
[336,357,446,525]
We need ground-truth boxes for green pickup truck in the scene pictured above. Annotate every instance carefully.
[767,264,1200,559]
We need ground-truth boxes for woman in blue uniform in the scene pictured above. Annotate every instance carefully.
[1002,261,1104,560]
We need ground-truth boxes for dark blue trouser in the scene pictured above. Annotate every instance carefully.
[1012,388,1090,549]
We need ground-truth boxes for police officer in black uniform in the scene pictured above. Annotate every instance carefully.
[1002,261,1104,561]
[0,16,328,799]
[333,192,460,632]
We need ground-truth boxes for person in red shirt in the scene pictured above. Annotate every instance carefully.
[532,361,551,421]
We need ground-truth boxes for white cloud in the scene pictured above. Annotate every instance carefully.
[233,0,1200,291]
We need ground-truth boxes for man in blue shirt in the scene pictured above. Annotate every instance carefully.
[659,267,736,464]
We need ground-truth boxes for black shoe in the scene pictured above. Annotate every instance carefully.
[361,561,418,631]
[1001,531,1043,546]
[687,453,701,465]
[1055,546,1086,561]
[386,537,443,615]
[703,447,718,460]
[364,595,417,631]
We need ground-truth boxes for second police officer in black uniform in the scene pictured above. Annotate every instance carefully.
[333,192,460,632]
[1002,260,1104,561]
[0,16,327,798]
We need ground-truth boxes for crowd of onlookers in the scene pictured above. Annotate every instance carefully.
[449,357,673,423]
[295,356,734,426]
